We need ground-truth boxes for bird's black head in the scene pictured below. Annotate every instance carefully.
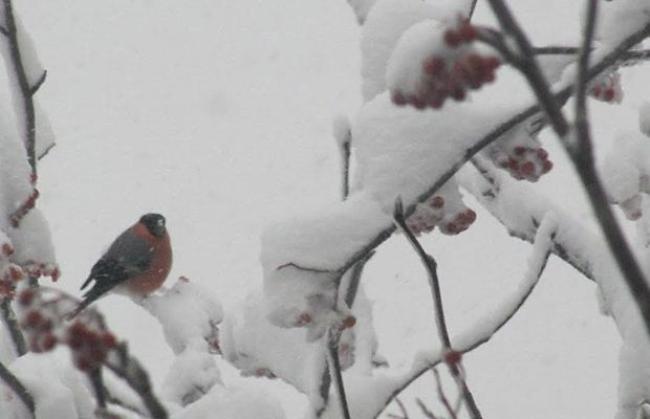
[140,213,166,237]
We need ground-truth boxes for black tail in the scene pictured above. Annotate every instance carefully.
[67,281,115,319]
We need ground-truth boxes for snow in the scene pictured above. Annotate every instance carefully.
[352,66,536,212]
[1,1,648,419]
[261,192,389,329]
[1,352,94,419]
[360,0,454,101]
[601,131,650,219]
[173,384,285,419]
[596,0,650,48]
[137,278,223,354]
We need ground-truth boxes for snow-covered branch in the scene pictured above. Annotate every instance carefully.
[0,358,34,415]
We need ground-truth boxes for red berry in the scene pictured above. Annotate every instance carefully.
[603,88,615,102]
[591,86,602,97]
[340,315,356,330]
[18,289,34,306]
[536,148,548,160]
[542,160,553,174]
[8,265,23,281]
[391,91,407,106]
[296,312,312,326]
[463,209,477,224]
[444,30,461,47]
[25,311,43,327]
[444,350,462,365]
[41,334,58,351]
[513,146,526,156]
[2,243,14,257]
[100,332,117,349]
[423,57,445,76]
[458,23,477,42]
[430,196,444,209]
[521,161,535,176]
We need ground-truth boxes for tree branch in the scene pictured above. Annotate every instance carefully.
[335,22,648,278]
[394,198,483,419]
[1,0,39,179]
[486,0,650,338]
[374,214,556,418]
[0,359,34,416]
[1,297,27,356]
[103,343,168,419]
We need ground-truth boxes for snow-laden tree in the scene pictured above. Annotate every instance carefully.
[3,0,650,418]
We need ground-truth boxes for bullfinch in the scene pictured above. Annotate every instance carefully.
[69,213,172,317]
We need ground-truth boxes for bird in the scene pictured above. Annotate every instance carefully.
[69,213,172,318]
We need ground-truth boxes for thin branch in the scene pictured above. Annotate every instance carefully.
[486,0,569,136]
[0,359,34,416]
[335,22,648,278]
[276,262,337,274]
[395,398,410,419]
[487,0,650,338]
[88,369,107,409]
[1,297,27,356]
[374,215,556,418]
[432,368,456,419]
[104,343,168,419]
[394,199,451,349]
[574,0,598,148]
[416,396,440,419]
[326,329,351,419]
[2,0,39,178]
[394,199,483,419]
[467,0,478,20]
[344,250,374,308]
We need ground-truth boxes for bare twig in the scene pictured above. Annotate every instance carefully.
[104,343,168,419]
[0,359,34,416]
[29,70,46,96]
[416,396,440,419]
[431,368,456,419]
[394,199,483,419]
[486,0,650,338]
[1,297,27,356]
[1,0,40,178]
[374,215,556,418]
[88,368,107,409]
[467,0,478,19]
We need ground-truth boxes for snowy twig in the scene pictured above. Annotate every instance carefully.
[532,46,650,63]
[338,23,646,277]
[326,328,352,419]
[467,0,478,20]
[1,0,42,179]
[468,158,593,281]
[574,0,598,144]
[1,297,27,355]
[375,215,556,418]
[0,359,34,416]
[394,198,483,419]
[489,0,650,339]
[103,343,168,419]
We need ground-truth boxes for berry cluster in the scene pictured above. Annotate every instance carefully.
[0,241,21,297]
[589,71,623,104]
[405,180,477,236]
[487,123,553,181]
[18,288,118,372]
[67,322,118,371]
[391,20,500,110]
